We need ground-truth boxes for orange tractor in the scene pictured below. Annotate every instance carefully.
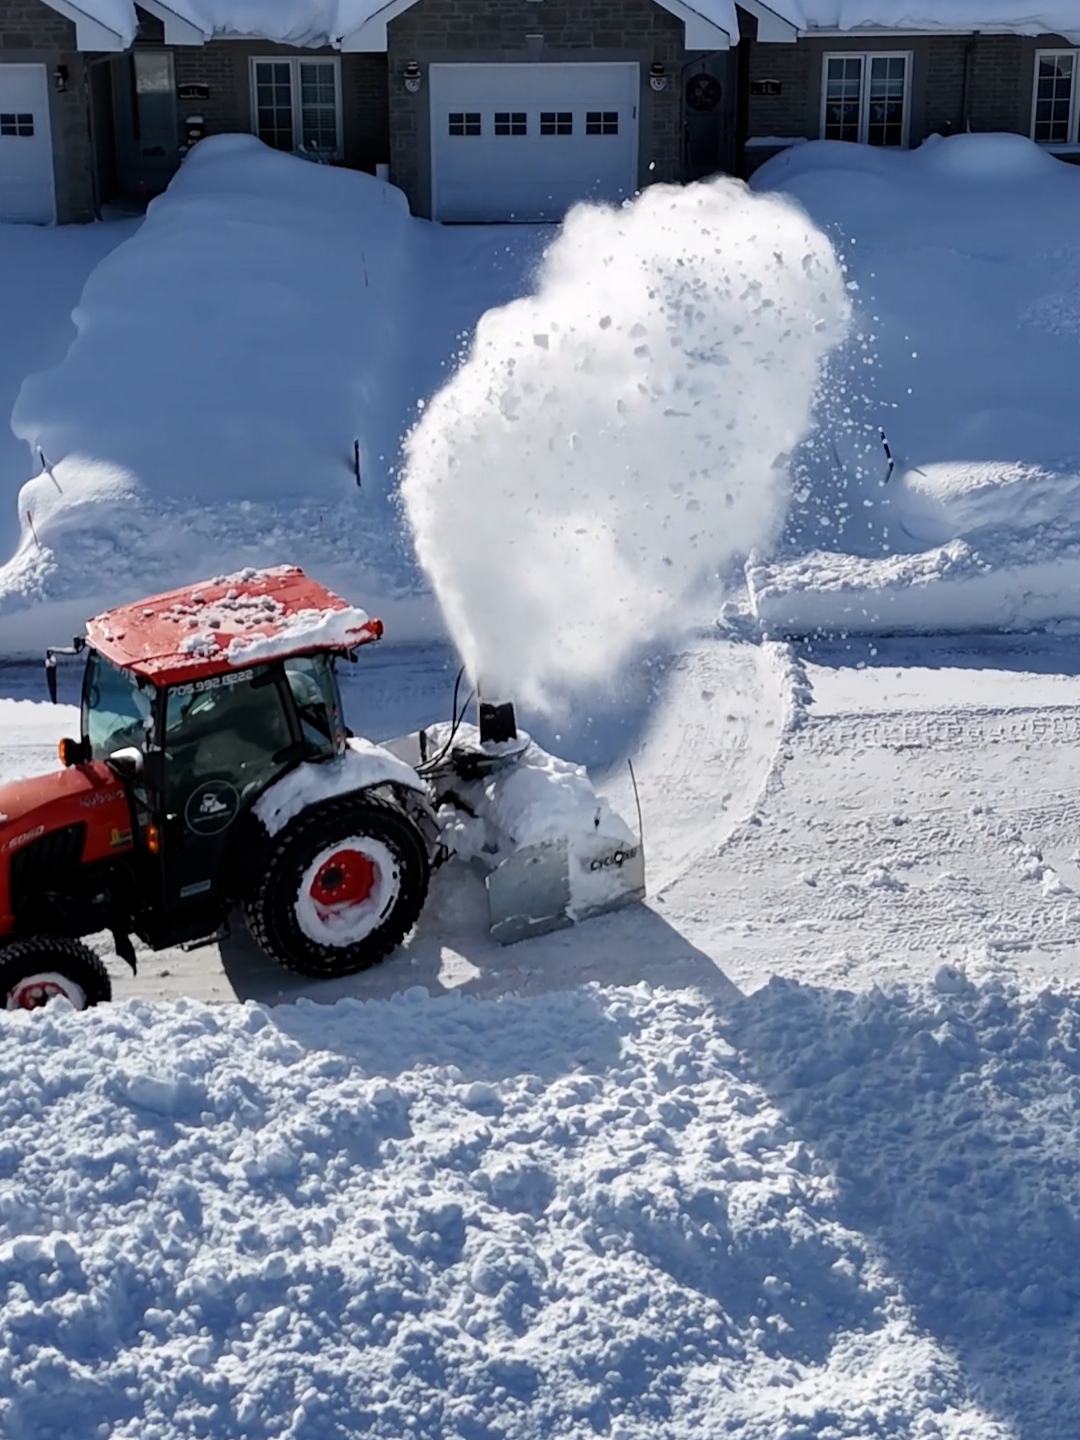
[0,566,643,1010]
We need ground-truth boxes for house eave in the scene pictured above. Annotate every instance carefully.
[41,0,129,50]
[135,0,208,45]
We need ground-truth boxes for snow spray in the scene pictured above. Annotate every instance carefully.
[401,177,850,711]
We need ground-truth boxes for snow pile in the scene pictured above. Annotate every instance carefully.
[764,0,1080,38]
[402,177,849,712]
[2,137,422,634]
[747,132,1080,636]
[254,736,425,836]
[0,981,1026,1440]
[429,723,633,864]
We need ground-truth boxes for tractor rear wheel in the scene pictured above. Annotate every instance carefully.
[1,937,111,1011]
[244,795,430,978]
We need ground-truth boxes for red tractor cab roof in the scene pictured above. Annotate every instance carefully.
[85,565,382,686]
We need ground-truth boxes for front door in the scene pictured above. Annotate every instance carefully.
[683,52,737,181]
[112,50,179,203]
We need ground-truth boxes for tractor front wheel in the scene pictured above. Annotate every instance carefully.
[244,795,430,978]
[1,936,111,1011]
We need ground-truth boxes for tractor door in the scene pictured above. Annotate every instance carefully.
[160,666,296,932]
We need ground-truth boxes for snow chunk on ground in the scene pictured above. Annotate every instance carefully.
[254,736,426,836]
[0,982,1026,1439]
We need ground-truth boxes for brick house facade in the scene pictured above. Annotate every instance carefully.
[0,0,95,222]
[2,0,1080,225]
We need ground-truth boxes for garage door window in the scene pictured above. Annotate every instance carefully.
[251,58,341,160]
[586,111,618,135]
[495,112,527,136]
[449,112,481,136]
[540,112,573,136]
[0,113,34,137]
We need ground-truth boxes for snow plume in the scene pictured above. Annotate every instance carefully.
[401,177,849,711]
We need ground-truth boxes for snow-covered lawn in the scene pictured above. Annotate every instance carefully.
[747,133,1080,634]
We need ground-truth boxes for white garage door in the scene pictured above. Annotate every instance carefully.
[0,65,55,224]
[430,63,639,222]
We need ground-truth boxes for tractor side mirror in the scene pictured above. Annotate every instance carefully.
[57,737,87,767]
[107,746,144,781]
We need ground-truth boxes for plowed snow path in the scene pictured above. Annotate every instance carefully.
[670,635,1080,993]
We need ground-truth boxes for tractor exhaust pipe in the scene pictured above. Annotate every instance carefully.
[478,700,517,746]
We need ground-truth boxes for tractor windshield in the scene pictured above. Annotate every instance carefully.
[163,666,294,804]
[83,651,155,760]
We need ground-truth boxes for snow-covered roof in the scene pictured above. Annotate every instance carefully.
[45,0,740,51]
[752,0,1080,42]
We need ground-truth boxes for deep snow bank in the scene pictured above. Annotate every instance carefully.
[402,178,848,711]
[749,132,1080,635]
[1,138,540,647]
[0,982,1016,1440]
[5,138,416,628]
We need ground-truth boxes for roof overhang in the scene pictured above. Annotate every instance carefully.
[135,0,208,44]
[736,0,800,42]
[41,0,130,50]
[340,0,735,52]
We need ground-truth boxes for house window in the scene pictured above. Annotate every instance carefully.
[0,113,34,137]
[251,58,341,159]
[540,112,573,136]
[494,112,527,136]
[1032,51,1080,145]
[822,53,911,146]
[586,111,619,135]
[449,112,481,136]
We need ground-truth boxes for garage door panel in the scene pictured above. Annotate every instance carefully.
[0,65,55,224]
[431,63,639,223]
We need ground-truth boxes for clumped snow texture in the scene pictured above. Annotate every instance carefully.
[254,736,426,836]
[402,177,849,712]
[0,980,1031,1440]
[762,0,1080,38]
[747,132,1080,635]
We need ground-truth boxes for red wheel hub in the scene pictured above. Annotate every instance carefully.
[309,848,376,909]
[10,979,68,1010]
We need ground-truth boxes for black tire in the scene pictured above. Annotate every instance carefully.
[244,794,430,978]
[0,936,111,1011]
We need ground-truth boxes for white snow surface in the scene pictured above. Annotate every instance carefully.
[764,0,1080,38]
[254,737,426,837]
[746,132,1080,635]
[402,177,848,711]
[3,976,1057,1440]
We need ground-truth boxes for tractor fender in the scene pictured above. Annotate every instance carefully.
[252,738,427,840]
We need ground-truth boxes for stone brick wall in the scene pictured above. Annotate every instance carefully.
[386,0,684,217]
[172,42,388,172]
[0,0,94,221]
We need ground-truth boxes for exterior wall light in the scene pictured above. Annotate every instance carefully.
[53,65,69,93]
[649,61,667,92]
[403,61,421,94]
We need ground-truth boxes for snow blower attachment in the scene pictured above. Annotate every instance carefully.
[4,565,643,1010]
[384,699,646,946]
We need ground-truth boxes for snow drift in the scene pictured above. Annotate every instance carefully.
[402,177,849,711]
[747,132,1080,636]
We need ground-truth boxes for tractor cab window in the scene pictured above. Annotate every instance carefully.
[83,651,154,760]
[164,667,293,804]
[283,654,344,760]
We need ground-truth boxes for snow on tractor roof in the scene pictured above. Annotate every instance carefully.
[85,565,382,685]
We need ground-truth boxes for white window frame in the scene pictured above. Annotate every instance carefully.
[249,57,344,161]
[819,51,913,148]
[1030,49,1080,148]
